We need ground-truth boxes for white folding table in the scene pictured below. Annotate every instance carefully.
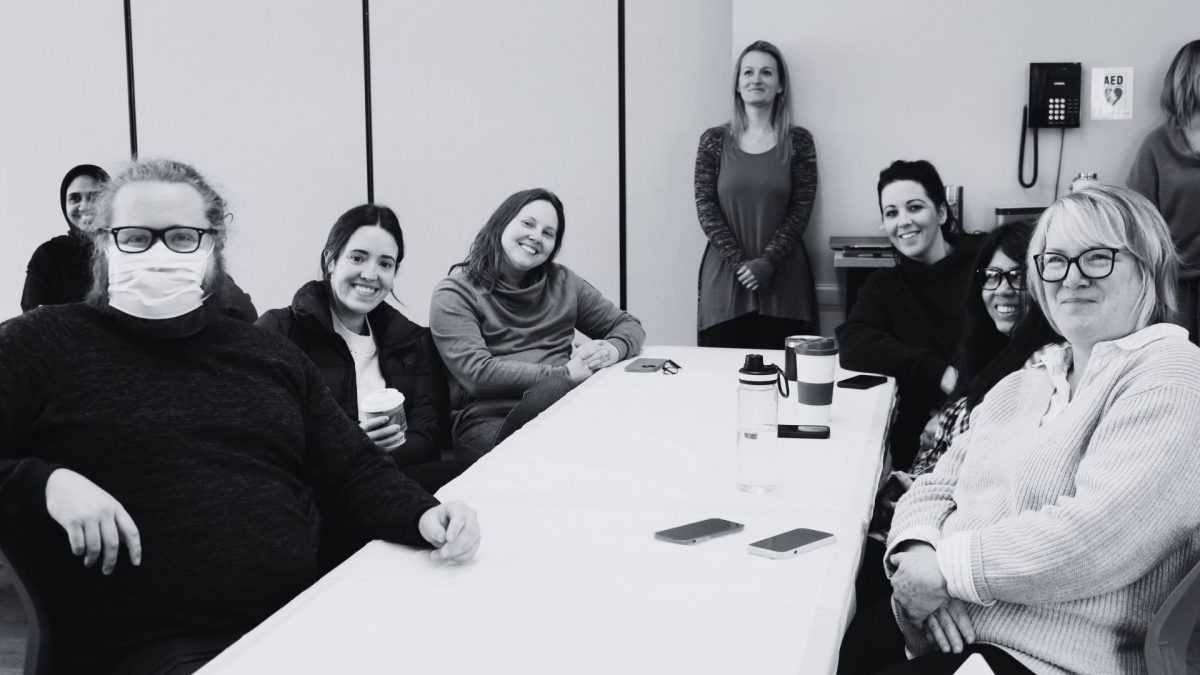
[201,346,896,674]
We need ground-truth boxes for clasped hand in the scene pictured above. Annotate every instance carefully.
[736,258,775,292]
[45,468,142,576]
[418,500,481,563]
[890,543,975,654]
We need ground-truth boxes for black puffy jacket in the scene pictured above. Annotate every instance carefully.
[257,280,446,465]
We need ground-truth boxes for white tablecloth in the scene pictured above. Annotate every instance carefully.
[201,346,896,675]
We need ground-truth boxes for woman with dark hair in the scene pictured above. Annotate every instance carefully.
[258,204,456,473]
[259,204,469,569]
[694,40,819,348]
[21,164,110,312]
[836,159,981,472]
[430,188,645,460]
[1127,38,1200,344]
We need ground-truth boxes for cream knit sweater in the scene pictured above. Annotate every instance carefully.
[887,324,1200,675]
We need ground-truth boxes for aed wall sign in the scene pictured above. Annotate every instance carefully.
[1091,67,1134,120]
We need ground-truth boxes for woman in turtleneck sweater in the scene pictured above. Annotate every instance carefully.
[430,188,645,461]
[836,160,981,472]
[21,164,109,312]
[21,163,259,320]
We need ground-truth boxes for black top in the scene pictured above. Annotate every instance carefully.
[0,301,439,670]
[257,280,447,465]
[835,235,982,470]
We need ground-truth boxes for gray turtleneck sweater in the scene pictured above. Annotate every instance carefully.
[429,264,645,421]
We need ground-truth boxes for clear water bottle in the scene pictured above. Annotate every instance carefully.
[737,354,786,493]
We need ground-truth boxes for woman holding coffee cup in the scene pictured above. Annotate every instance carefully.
[430,188,646,460]
[836,160,982,472]
[258,204,462,484]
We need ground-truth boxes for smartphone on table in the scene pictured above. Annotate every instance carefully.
[836,374,888,390]
[654,518,744,545]
[747,528,836,559]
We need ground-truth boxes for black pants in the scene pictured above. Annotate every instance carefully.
[698,312,818,350]
[837,595,1035,675]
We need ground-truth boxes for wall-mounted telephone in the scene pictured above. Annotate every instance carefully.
[1019,62,1081,188]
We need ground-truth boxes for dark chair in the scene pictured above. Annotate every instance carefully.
[1145,556,1200,675]
[0,531,51,675]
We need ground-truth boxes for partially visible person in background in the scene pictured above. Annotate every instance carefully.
[431,188,645,461]
[21,164,109,312]
[836,160,981,472]
[22,163,259,321]
[1127,38,1200,344]
[694,40,819,349]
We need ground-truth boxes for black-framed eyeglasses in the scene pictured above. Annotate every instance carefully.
[662,359,681,375]
[108,227,213,254]
[1033,247,1120,282]
[976,267,1026,291]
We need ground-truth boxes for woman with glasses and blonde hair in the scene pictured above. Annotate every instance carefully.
[694,40,818,348]
[1127,38,1200,343]
[849,185,1200,675]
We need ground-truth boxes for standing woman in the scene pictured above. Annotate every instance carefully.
[21,164,109,312]
[1127,38,1200,344]
[694,40,819,348]
[431,188,645,460]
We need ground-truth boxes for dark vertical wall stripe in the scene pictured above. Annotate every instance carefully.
[617,0,627,309]
[362,0,375,204]
[123,0,138,159]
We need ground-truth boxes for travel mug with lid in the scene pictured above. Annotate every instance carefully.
[790,336,838,424]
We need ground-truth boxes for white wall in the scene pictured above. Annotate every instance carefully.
[371,0,620,326]
[731,0,1200,319]
[131,0,368,314]
[0,2,129,316]
[625,0,731,345]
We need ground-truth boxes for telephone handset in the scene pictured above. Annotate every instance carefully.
[1019,62,1082,188]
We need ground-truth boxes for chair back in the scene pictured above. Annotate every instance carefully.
[0,530,51,675]
[1146,556,1200,675]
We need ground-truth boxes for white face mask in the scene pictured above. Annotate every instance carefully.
[106,241,212,320]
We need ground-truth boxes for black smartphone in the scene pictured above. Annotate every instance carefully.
[654,518,744,545]
[777,424,830,439]
[837,374,888,390]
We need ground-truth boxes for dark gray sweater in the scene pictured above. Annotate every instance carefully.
[0,302,439,670]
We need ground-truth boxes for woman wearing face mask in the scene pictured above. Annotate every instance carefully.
[21,164,110,312]
[836,160,982,472]
[1127,39,1200,344]
[258,204,464,482]
[430,188,646,460]
[694,40,818,348]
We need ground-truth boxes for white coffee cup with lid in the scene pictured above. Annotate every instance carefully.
[360,388,407,448]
